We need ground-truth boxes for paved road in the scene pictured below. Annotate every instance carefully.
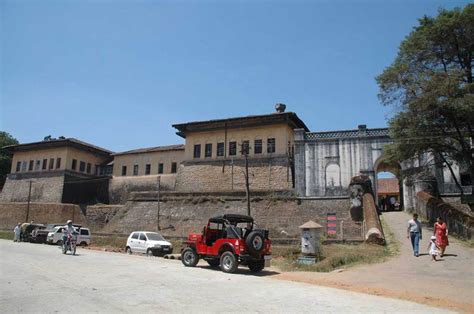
[275,212,474,312]
[0,240,448,313]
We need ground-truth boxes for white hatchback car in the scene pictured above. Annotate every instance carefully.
[47,227,91,246]
[126,231,173,256]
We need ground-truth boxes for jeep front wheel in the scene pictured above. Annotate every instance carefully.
[220,251,238,273]
[248,260,265,272]
[181,248,199,267]
[246,231,264,255]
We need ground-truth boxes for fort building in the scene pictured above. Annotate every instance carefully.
[108,145,185,204]
[172,104,309,192]
[1,138,112,203]
[112,145,185,177]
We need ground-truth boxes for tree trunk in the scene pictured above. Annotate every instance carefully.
[438,153,464,196]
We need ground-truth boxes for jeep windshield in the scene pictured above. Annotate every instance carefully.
[145,233,165,241]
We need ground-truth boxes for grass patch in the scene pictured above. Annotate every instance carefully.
[0,231,12,240]
[272,243,389,272]
[272,216,399,273]
[92,236,128,249]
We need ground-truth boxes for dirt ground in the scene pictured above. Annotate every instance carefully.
[272,211,474,313]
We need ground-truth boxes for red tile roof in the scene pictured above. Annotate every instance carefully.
[377,178,399,194]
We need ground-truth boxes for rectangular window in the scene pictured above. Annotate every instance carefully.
[86,163,91,174]
[42,159,47,170]
[29,160,34,171]
[171,162,177,173]
[267,138,276,154]
[49,158,54,170]
[16,161,21,172]
[56,158,61,169]
[71,159,77,170]
[21,161,27,172]
[121,166,127,176]
[95,165,99,175]
[241,141,250,155]
[79,161,86,172]
[35,160,41,171]
[145,164,151,175]
[229,141,237,156]
[217,142,224,157]
[205,143,212,158]
[133,164,139,176]
[254,139,262,154]
[158,163,164,174]
[193,144,201,159]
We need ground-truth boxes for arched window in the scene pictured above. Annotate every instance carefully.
[326,164,341,187]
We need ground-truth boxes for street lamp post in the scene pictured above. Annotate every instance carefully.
[25,180,32,222]
[240,142,251,216]
[157,176,161,231]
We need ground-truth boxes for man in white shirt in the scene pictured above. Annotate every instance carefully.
[13,223,21,242]
[407,213,422,256]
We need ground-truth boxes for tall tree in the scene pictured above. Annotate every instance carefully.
[377,4,474,196]
[0,132,19,189]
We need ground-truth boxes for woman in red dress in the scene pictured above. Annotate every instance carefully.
[434,217,449,257]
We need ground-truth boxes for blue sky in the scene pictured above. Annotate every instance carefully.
[1,0,470,152]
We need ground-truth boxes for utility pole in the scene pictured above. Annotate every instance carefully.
[157,176,161,231]
[240,142,251,216]
[244,150,250,216]
[25,180,32,222]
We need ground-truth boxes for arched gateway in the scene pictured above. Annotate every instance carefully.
[294,125,393,198]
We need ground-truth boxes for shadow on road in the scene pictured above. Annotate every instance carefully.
[198,265,280,277]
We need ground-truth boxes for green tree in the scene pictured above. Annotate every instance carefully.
[377,4,474,196]
[0,132,19,189]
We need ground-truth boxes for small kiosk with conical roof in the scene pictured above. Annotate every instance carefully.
[297,220,323,265]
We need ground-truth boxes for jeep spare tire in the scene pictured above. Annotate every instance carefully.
[246,231,264,255]
[181,248,199,267]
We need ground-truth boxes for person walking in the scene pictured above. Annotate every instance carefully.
[407,213,422,257]
[434,217,449,257]
[428,235,440,261]
[13,223,21,242]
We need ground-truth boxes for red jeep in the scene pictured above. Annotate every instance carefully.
[181,214,272,273]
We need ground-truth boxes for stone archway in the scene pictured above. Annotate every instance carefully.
[373,155,402,211]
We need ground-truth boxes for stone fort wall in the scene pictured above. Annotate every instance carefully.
[102,192,354,238]
[109,174,177,204]
[175,157,293,193]
[0,202,87,230]
[0,175,64,203]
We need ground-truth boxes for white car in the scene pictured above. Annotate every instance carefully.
[126,231,173,256]
[47,227,91,246]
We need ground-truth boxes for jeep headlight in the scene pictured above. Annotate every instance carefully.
[154,244,162,248]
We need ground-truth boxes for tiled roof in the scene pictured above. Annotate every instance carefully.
[377,178,399,194]
[2,138,113,156]
[113,144,185,156]
[172,112,310,137]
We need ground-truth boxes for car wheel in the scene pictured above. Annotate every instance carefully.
[126,247,132,255]
[57,240,62,246]
[181,248,199,267]
[206,259,220,268]
[246,231,264,256]
[80,242,87,247]
[248,260,265,272]
[146,249,154,257]
[220,251,238,273]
